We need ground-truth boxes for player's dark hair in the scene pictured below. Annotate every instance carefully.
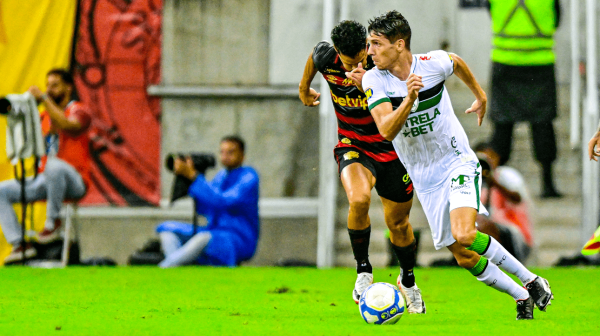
[221,135,245,153]
[368,10,412,50]
[331,20,367,58]
[47,68,74,86]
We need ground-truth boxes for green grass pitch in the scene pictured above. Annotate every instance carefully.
[0,267,598,335]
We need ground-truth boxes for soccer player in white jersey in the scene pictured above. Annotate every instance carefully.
[353,10,553,320]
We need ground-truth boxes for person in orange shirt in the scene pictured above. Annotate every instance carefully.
[0,69,92,264]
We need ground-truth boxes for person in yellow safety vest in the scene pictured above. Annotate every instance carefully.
[487,0,562,198]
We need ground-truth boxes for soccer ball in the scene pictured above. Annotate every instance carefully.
[358,282,405,325]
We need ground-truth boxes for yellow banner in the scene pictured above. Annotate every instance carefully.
[0,0,77,262]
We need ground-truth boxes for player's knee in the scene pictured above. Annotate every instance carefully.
[387,216,410,233]
[454,229,477,248]
[347,192,370,213]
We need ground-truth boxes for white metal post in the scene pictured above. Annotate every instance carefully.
[581,0,599,246]
[340,0,350,21]
[317,0,337,268]
[570,0,581,148]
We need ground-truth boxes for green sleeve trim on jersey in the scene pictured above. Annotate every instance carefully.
[414,87,444,113]
[468,256,489,276]
[466,231,491,255]
[474,171,481,212]
[368,97,391,110]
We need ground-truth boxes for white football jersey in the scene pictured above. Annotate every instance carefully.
[363,50,478,193]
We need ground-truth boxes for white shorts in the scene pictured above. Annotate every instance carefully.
[417,162,489,250]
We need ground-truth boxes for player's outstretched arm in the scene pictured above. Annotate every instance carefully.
[371,74,423,141]
[451,53,487,126]
[298,53,321,107]
[588,125,600,161]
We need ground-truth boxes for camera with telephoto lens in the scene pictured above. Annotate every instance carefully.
[166,153,216,204]
[165,153,216,175]
[0,97,13,115]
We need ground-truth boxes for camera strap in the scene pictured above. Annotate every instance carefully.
[192,200,199,235]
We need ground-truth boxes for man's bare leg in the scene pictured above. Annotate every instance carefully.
[341,163,376,303]
[382,196,425,313]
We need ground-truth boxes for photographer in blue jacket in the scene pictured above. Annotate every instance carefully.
[157,135,260,267]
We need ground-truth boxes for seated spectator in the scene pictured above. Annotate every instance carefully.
[0,69,91,264]
[156,136,259,267]
[475,143,534,262]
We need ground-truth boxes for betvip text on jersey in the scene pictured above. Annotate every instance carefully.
[330,90,368,110]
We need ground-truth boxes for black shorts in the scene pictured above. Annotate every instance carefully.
[334,147,413,203]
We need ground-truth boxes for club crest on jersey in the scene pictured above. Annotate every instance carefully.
[365,88,373,100]
[451,175,471,190]
[410,97,419,113]
[325,75,354,87]
[341,138,351,144]
[325,75,339,84]
[343,151,359,160]
[402,174,411,183]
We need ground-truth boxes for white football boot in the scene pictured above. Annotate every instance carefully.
[352,272,373,304]
[397,273,426,314]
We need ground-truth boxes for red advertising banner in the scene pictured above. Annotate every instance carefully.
[74,0,162,206]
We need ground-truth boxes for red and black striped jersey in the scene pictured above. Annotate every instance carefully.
[312,41,398,162]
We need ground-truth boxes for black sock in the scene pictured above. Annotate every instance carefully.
[348,227,372,274]
[392,240,417,287]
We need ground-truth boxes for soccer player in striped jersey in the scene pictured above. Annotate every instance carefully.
[299,20,425,313]
[355,10,553,320]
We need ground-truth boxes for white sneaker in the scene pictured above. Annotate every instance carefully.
[4,243,37,264]
[352,272,373,304]
[397,274,426,314]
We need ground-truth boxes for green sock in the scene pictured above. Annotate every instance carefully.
[466,231,491,255]
[468,256,488,276]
